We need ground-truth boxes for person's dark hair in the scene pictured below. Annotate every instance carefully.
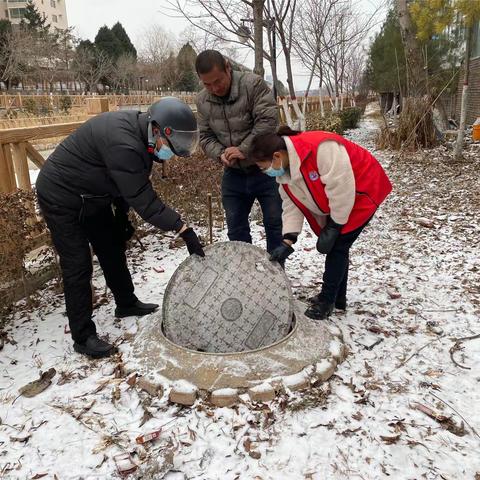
[248,126,301,163]
[195,50,227,75]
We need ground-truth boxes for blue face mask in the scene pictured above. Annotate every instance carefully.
[154,144,174,161]
[263,163,286,177]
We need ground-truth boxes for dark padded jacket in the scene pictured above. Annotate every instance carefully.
[36,110,183,232]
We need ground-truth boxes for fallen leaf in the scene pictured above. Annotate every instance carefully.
[387,289,401,299]
[411,402,466,436]
[10,433,31,443]
[249,450,261,460]
[416,217,434,228]
[19,368,56,398]
[126,373,137,386]
[352,411,364,421]
[31,474,48,479]
[380,434,401,444]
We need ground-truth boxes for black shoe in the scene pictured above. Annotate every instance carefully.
[115,300,159,318]
[309,293,346,311]
[305,301,334,320]
[73,334,118,358]
[335,296,347,310]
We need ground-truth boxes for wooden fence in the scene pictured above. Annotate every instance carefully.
[0,94,354,194]
[0,122,83,193]
[0,92,346,111]
[0,93,197,110]
[0,114,90,130]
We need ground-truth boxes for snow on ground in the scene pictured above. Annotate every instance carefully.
[1,111,480,479]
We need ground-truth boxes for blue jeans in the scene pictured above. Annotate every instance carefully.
[221,168,283,253]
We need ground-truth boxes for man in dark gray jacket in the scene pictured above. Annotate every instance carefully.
[195,50,282,254]
[36,97,204,358]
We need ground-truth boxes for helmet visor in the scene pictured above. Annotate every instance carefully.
[166,128,200,157]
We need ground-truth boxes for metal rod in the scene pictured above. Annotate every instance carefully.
[207,193,213,245]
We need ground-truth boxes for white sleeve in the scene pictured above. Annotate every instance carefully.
[316,141,355,225]
[279,186,304,236]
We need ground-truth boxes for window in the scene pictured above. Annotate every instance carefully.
[52,13,57,22]
[50,0,56,7]
[9,7,26,18]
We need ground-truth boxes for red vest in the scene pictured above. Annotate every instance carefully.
[283,131,392,234]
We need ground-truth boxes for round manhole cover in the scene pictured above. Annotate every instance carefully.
[162,242,294,353]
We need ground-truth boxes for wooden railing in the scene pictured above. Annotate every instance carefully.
[0,93,198,110]
[0,122,83,193]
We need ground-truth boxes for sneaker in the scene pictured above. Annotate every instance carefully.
[115,300,159,318]
[73,334,118,358]
[304,301,334,320]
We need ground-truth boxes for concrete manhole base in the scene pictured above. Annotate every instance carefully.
[131,301,346,407]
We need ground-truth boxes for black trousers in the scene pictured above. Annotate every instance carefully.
[319,221,369,304]
[38,197,137,343]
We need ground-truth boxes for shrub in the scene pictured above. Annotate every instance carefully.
[376,97,437,150]
[340,107,363,130]
[36,96,53,116]
[0,190,47,318]
[305,111,344,134]
[23,98,38,116]
[59,95,73,115]
[150,149,223,228]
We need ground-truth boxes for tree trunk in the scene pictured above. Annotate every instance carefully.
[253,0,265,77]
[302,56,317,114]
[454,24,472,160]
[284,49,296,98]
[319,80,325,117]
[396,0,425,96]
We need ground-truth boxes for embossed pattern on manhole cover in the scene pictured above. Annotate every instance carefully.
[162,242,294,353]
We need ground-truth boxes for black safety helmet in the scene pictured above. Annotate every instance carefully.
[146,97,199,157]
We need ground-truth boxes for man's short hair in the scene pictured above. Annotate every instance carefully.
[195,50,227,75]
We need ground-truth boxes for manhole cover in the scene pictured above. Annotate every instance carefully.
[162,242,294,353]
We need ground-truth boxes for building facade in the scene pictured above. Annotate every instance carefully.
[0,0,68,30]
[454,20,480,125]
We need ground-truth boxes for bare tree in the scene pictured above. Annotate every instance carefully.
[0,29,27,88]
[166,0,296,94]
[137,24,176,66]
[111,53,138,93]
[72,48,113,93]
[266,0,298,97]
[294,0,382,114]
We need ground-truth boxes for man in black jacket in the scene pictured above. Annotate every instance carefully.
[36,97,204,358]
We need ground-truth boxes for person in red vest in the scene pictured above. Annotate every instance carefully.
[248,126,392,320]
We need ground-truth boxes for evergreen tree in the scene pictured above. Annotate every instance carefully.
[175,43,198,92]
[111,22,137,59]
[21,0,50,34]
[95,25,123,61]
[366,10,406,94]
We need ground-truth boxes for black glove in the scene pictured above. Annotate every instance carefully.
[316,218,343,254]
[113,198,135,242]
[270,241,295,263]
[179,227,205,257]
